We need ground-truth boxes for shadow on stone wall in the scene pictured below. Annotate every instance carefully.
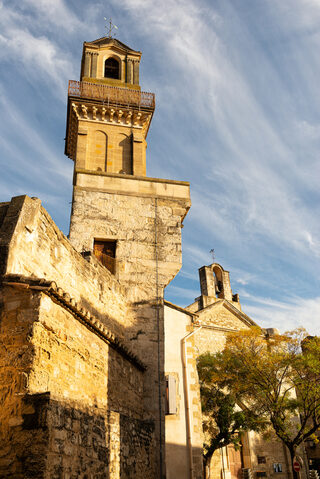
[165,443,204,479]
[0,392,155,479]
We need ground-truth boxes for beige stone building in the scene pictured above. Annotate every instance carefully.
[0,35,308,479]
[164,264,307,479]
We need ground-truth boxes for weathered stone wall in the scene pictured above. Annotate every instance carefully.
[0,285,154,478]
[43,397,154,479]
[0,195,136,340]
[196,301,251,331]
[69,185,189,300]
[195,327,228,356]
[0,196,157,478]
[0,287,40,478]
[0,178,190,478]
[32,292,144,414]
[195,305,251,358]
[248,430,292,479]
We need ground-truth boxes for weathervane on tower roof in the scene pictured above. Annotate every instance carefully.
[104,17,118,38]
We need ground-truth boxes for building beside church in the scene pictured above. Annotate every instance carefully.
[164,264,303,479]
[0,35,308,479]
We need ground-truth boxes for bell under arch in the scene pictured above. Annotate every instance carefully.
[104,56,120,79]
[199,263,234,303]
[211,263,224,298]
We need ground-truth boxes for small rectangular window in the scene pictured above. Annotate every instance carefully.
[166,375,177,415]
[273,463,282,473]
[93,239,116,274]
[258,457,266,464]
[256,472,267,478]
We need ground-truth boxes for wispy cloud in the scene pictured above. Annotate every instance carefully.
[20,0,82,32]
[0,1,76,97]
[0,89,71,180]
[243,294,320,336]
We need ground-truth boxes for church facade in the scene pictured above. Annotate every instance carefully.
[0,36,306,479]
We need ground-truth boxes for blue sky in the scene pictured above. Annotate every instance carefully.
[1,0,320,333]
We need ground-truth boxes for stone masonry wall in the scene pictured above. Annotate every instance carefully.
[0,286,41,478]
[0,195,136,340]
[0,285,154,478]
[32,292,144,414]
[0,196,157,478]
[74,119,147,177]
[69,187,188,301]
[197,301,250,331]
[248,430,292,479]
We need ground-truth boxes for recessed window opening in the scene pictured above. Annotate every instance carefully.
[165,375,177,415]
[93,239,116,274]
[104,58,120,79]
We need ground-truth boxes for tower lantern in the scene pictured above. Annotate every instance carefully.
[65,36,154,177]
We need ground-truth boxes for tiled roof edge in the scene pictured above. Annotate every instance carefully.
[2,274,146,372]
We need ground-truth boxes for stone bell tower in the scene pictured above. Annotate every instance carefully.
[65,36,151,177]
[65,36,191,477]
[65,35,191,295]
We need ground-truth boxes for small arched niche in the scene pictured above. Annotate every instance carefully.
[88,130,107,172]
[104,57,120,80]
[118,133,132,175]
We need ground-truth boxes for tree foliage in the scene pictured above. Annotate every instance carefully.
[198,327,320,479]
[197,352,266,465]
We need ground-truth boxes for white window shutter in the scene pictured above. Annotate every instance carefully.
[166,375,177,415]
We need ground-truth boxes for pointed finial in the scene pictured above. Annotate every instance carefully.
[104,17,118,38]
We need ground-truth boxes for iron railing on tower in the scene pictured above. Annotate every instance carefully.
[68,80,155,109]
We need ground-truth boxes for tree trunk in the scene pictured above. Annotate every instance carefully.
[288,445,299,479]
[203,456,210,479]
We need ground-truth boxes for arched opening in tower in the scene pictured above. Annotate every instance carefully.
[104,57,120,79]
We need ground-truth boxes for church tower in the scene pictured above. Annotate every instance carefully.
[65,35,191,477]
[65,36,152,177]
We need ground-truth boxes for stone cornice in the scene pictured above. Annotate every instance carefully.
[2,274,146,371]
[71,100,152,129]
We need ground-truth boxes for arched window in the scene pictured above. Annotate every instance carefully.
[104,57,120,79]
[212,266,223,298]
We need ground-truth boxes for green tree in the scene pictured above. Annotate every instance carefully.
[199,328,320,479]
[198,353,266,477]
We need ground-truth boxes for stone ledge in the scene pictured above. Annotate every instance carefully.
[75,169,190,186]
[1,274,146,372]
[74,170,191,205]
